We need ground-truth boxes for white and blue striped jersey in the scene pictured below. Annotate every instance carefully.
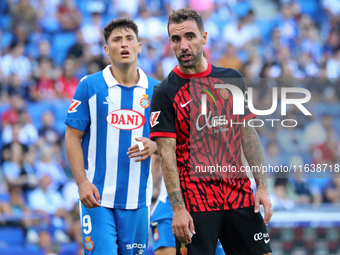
[65,65,159,210]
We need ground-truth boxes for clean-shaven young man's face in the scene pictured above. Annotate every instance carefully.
[104,27,141,66]
[168,20,207,69]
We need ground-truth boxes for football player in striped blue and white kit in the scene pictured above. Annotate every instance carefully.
[65,18,159,255]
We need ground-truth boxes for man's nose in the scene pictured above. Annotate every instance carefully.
[180,39,189,51]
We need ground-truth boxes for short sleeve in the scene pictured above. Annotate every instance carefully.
[150,85,176,140]
[64,76,90,132]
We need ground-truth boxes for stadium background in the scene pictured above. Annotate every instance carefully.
[0,0,339,254]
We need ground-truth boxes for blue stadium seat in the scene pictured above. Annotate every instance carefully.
[297,0,319,15]
[256,19,277,42]
[59,242,79,255]
[51,32,76,66]
[0,14,11,30]
[0,246,44,255]
[52,99,71,134]
[0,227,25,247]
[27,101,53,130]
[1,32,13,51]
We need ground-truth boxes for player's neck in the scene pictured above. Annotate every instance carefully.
[110,63,139,87]
[178,58,208,75]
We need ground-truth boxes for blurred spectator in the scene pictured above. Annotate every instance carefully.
[38,230,59,254]
[323,172,340,203]
[30,57,58,101]
[277,3,298,48]
[312,129,340,165]
[56,0,82,31]
[27,173,64,215]
[55,58,79,99]
[135,8,167,42]
[81,12,104,56]
[0,42,32,84]
[222,10,259,49]
[37,40,52,61]
[38,111,62,147]
[112,0,141,17]
[217,43,243,70]
[35,146,67,191]
[326,48,340,78]
[138,44,159,76]
[1,94,26,129]
[2,109,39,146]
[2,73,29,100]
[1,141,37,191]
[10,0,37,32]
[270,178,295,210]
[67,30,86,62]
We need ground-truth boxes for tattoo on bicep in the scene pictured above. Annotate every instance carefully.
[241,125,267,186]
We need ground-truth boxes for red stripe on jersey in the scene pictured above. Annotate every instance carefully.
[173,63,212,79]
[150,132,176,139]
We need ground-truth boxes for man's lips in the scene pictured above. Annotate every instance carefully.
[121,50,130,57]
[181,53,192,61]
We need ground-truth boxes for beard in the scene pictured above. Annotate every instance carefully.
[176,47,204,68]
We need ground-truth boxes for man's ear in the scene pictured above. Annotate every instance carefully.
[138,42,142,54]
[202,31,208,46]
[104,45,110,56]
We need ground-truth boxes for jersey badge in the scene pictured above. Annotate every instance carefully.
[140,94,150,108]
[219,88,229,100]
[153,227,159,241]
[150,111,160,127]
[68,99,81,113]
[85,236,94,251]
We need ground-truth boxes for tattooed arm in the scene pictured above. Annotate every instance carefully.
[241,124,272,225]
[155,137,195,244]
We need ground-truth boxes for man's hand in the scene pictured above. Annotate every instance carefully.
[172,206,195,244]
[78,180,101,208]
[127,137,157,162]
[254,185,272,226]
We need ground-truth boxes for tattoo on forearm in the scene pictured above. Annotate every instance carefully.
[156,137,185,207]
[168,191,185,207]
[241,125,267,187]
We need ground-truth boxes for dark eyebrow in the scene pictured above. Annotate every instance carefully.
[171,35,180,40]
[185,32,196,37]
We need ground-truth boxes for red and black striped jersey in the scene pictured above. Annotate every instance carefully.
[150,63,256,212]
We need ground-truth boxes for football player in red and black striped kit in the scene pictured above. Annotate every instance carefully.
[150,8,272,255]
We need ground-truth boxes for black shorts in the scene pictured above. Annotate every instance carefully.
[176,206,272,255]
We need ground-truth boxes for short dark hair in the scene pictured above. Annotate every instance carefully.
[104,18,139,42]
[167,8,204,36]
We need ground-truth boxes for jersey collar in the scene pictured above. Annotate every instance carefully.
[103,65,148,89]
[173,62,212,79]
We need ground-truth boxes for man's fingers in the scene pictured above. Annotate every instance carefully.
[254,195,260,213]
[93,188,101,205]
[189,217,196,235]
[264,203,272,225]
[127,148,139,155]
[134,154,149,162]
[81,197,91,208]
[183,227,192,243]
[89,195,101,207]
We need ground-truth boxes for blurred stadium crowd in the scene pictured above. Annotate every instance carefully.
[0,0,339,254]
